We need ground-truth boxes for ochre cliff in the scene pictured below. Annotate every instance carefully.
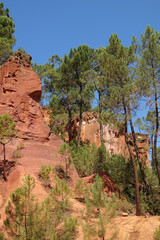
[0,55,79,226]
[71,112,150,167]
[0,52,50,141]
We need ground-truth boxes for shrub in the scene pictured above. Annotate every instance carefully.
[82,176,118,240]
[140,188,160,215]
[116,199,134,213]
[38,165,52,180]
[153,225,160,240]
[63,216,77,240]
[59,143,72,180]
[54,164,67,179]
[103,154,127,187]
[16,142,24,150]
[50,113,68,141]
[71,143,98,177]
[94,141,108,173]
[0,233,4,240]
[12,149,23,159]
[74,179,89,200]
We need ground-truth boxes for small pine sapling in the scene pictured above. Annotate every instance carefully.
[59,143,72,180]
[153,225,160,240]
[4,174,44,239]
[83,176,117,240]
[0,114,16,181]
[62,216,78,240]
[49,179,72,227]
[74,179,89,201]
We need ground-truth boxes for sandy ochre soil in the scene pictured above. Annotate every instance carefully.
[112,215,160,240]
[70,196,160,240]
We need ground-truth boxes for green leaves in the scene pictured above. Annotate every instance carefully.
[4,174,42,239]
[0,114,16,144]
[0,2,15,65]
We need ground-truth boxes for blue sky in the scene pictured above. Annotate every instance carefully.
[3,0,160,65]
[2,0,160,131]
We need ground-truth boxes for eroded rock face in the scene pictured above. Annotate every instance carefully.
[83,170,120,197]
[71,112,150,167]
[0,52,50,141]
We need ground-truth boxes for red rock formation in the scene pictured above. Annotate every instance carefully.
[0,52,50,141]
[84,170,120,197]
[0,55,80,229]
[71,112,150,167]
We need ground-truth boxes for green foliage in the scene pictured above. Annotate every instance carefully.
[50,113,68,141]
[136,25,160,185]
[82,176,117,240]
[95,141,108,172]
[153,225,160,240]
[62,216,77,240]
[59,143,73,180]
[70,143,98,177]
[54,164,69,180]
[104,154,128,188]
[11,143,24,161]
[140,187,160,215]
[12,149,23,160]
[16,143,24,150]
[138,25,160,96]
[4,174,44,239]
[39,179,74,239]
[0,114,16,144]
[59,142,71,155]
[38,45,95,143]
[4,174,77,240]
[0,233,4,240]
[116,199,134,213]
[50,179,71,212]
[138,168,160,215]
[38,165,52,180]
[0,2,16,65]
[74,179,89,199]
[16,47,28,55]
[38,164,69,182]
[0,114,17,180]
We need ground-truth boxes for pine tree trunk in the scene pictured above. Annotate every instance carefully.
[99,91,103,143]
[78,99,82,146]
[154,92,160,185]
[3,143,7,181]
[68,100,72,144]
[151,133,154,170]
[128,106,150,192]
[78,84,83,146]
[123,104,141,216]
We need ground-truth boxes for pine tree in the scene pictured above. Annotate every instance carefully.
[4,174,44,240]
[70,45,94,145]
[41,46,94,144]
[135,111,156,171]
[93,47,110,142]
[0,2,16,65]
[137,25,160,184]
[84,175,117,240]
[0,114,16,181]
[101,34,142,215]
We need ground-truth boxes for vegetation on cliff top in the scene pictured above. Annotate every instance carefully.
[0,2,16,65]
